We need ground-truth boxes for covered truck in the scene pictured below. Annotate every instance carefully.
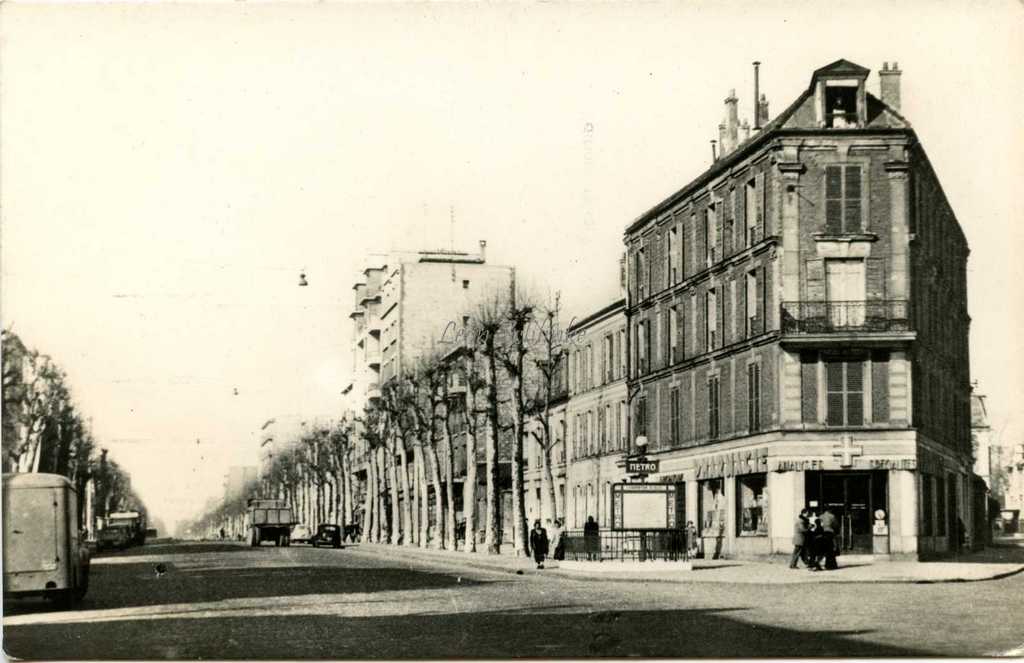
[247,498,297,547]
[3,473,91,607]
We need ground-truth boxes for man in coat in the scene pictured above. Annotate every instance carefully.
[789,509,811,569]
[819,507,839,570]
[529,519,549,569]
[583,516,600,561]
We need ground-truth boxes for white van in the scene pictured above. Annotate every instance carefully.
[2,472,91,607]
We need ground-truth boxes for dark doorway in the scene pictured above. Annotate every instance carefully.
[806,471,887,553]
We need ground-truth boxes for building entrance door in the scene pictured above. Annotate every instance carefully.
[807,471,884,554]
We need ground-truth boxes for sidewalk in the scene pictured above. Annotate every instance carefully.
[348,541,1024,585]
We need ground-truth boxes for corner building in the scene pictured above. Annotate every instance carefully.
[623,60,973,559]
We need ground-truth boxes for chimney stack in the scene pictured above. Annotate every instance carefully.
[752,61,761,129]
[722,89,740,155]
[741,119,751,142]
[757,94,770,128]
[479,239,487,263]
[710,139,718,162]
[879,61,902,112]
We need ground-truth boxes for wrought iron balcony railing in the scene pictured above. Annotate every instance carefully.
[781,300,911,334]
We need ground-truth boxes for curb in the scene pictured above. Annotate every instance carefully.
[346,544,1024,586]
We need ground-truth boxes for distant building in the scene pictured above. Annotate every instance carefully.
[971,386,996,489]
[344,241,515,536]
[621,59,974,559]
[1005,444,1024,513]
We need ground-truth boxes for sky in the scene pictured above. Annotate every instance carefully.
[2,0,1022,534]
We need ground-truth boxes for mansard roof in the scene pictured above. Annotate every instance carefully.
[624,59,911,236]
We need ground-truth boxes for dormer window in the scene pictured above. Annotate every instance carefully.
[824,84,858,128]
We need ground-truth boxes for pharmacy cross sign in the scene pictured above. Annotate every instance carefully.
[832,434,863,468]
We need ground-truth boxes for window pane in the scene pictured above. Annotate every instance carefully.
[737,474,768,536]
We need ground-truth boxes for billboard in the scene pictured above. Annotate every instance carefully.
[611,483,678,530]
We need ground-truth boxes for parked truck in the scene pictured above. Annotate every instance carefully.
[107,510,147,546]
[3,473,91,608]
[247,498,296,547]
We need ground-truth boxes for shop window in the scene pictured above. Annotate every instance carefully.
[921,474,934,536]
[700,478,727,537]
[737,474,769,536]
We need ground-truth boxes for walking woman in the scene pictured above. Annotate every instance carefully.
[529,519,549,569]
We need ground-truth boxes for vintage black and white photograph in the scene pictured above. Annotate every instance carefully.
[2,0,1023,659]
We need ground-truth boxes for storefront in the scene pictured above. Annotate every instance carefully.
[643,431,974,560]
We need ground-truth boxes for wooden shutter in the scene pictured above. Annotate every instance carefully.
[738,272,748,340]
[717,283,726,349]
[735,359,748,433]
[871,351,890,423]
[826,360,844,426]
[806,258,826,302]
[720,364,732,437]
[846,359,864,426]
[801,352,818,423]
[825,166,843,234]
[844,165,862,232]
[754,172,765,243]
[755,266,766,334]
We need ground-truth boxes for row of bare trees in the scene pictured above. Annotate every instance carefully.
[188,288,569,555]
[2,329,147,530]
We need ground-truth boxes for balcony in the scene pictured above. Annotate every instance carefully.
[365,348,381,369]
[366,381,381,401]
[780,300,914,347]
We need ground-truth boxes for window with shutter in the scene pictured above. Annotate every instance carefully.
[745,178,757,246]
[708,376,720,439]
[871,351,890,423]
[824,164,864,233]
[669,305,678,364]
[801,352,818,423]
[706,289,717,351]
[826,357,866,426]
[746,270,757,336]
[670,387,680,447]
[748,363,761,431]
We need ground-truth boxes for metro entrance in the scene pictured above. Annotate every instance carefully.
[805,471,888,554]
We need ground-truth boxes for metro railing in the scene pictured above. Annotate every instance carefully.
[560,528,694,562]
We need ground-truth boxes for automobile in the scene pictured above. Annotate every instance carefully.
[311,524,342,549]
[96,525,132,551]
[290,524,312,544]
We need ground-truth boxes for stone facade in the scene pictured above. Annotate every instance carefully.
[620,59,974,560]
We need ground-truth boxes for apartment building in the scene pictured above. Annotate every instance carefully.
[623,59,974,559]
[345,242,514,532]
[558,299,630,529]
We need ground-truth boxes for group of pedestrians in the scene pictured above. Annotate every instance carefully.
[529,518,566,569]
[790,506,840,571]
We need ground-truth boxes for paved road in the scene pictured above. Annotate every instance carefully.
[4,540,1023,659]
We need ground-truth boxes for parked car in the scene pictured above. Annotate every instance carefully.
[290,524,312,545]
[311,524,342,549]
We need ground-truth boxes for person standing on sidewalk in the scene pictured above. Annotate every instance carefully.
[584,516,600,561]
[789,509,811,569]
[548,519,564,561]
[529,520,549,569]
[820,507,839,570]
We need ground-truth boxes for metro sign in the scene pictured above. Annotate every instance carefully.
[626,458,659,475]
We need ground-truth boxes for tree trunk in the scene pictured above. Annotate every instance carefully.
[462,410,478,553]
[426,442,445,550]
[376,447,389,544]
[343,452,353,526]
[484,349,501,554]
[398,440,414,547]
[540,434,557,522]
[387,439,401,545]
[361,454,374,544]
[442,418,457,552]
[414,444,429,548]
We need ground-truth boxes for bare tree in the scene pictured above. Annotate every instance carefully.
[526,294,567,522]
[474,295,506,554]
